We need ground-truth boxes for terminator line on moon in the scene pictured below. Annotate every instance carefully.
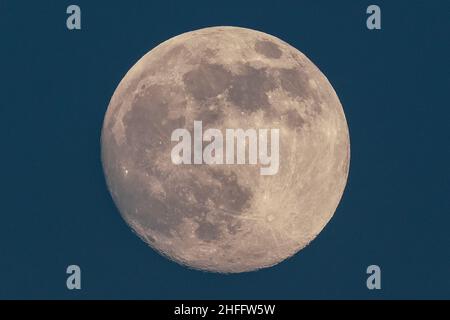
[101,27,350,273]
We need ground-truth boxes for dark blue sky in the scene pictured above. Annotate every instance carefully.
[1,0,449,299]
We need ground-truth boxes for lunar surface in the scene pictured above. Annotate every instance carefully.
[101,27,350,273]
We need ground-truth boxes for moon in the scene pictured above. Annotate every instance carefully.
[101,27,350,273]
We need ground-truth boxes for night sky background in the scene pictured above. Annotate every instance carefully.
[1,0,449,299]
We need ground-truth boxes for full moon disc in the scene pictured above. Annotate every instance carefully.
[101,27,350,273]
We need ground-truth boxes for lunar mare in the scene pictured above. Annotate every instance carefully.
[101,27,350,273]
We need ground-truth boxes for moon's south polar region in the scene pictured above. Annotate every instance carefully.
[101,27,350,273]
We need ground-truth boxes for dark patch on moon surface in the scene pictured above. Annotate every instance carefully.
[183,63,232,101]
[209,169,253,213]
[285,109,306,129]
[255,40,282,59]
[278,67,323,115]
[195,221,221,241]
[279,68,311,99]
[124,85,185,149]
[101,27,350,273]
[229,64,276,112]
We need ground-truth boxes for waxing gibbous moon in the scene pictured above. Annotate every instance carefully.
[101,26,350,273]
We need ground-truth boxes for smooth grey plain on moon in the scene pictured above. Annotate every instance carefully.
[101,27,350,273]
